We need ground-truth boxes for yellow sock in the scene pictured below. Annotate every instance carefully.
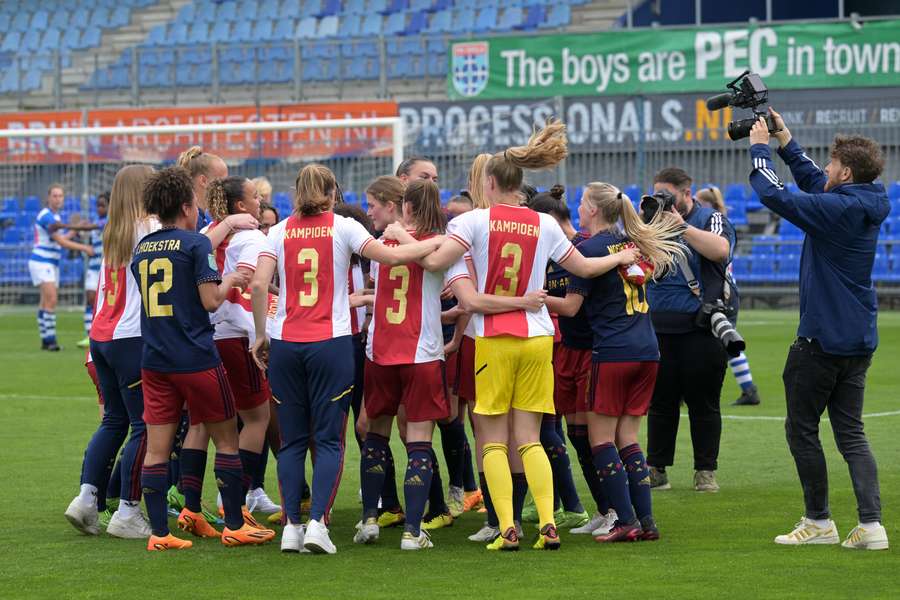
[482,443,514,533]
[519,443,555,528]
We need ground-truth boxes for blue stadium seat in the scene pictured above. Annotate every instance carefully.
[318,0,342,16]
[272,18,296,40]
[496,6,523,31]
[0,31,19,53]
[259,0,280,19]
[188,23,210,44]
[254,18,274,40]
[385,0,409,13]
[544,4,571,27]
[89,8,110,28]
[50,9,70,30]
[11,12,29,32]
[232,20,253,42]
[731,256,751,280]
[426,53,446,76]
[177,3,197,23]
[361,14,383,36]
[409,0,431,10]
[316,15,339,37]
[451,8,475,31]
[779,218,803,238]
[144,24,167,47]
[623,185,642,202]
[872,253,890,281]
[384,12,406,35]
[110,6,130,27]
[473,7,497,32]
[888,181,900,200]
[520,4,545,30]
[369,0,388,13]
[296,17,318,38]
[725,183,747,203]
[305,0,323,15]
[31,10,50,31]
[209,21,231,43]
[281,0,304,19]
[218,1,238,21]
[776,254,800,282]
[406,11,428,34]
[24,197,40,213]
[751,235,779,255]
[748,254,775,282]
[728,203,747,226]
[426,9,451,33]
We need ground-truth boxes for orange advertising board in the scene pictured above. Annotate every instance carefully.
[0,101,398,163]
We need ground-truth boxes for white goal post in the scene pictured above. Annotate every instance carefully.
[0,115,405,307]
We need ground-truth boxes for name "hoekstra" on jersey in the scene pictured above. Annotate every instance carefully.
[489,220,540,237]
[137,239,181,253]
[284,226,335,239]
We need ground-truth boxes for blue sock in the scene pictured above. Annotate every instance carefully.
[239,449,261,497]
[253,439,269,489]
[214,453,245,530]
[179,449,206,513]
[592,443,636,524]
[438,420,466,489]
[620,443,653,521]
[361,433,389,520]
[142,462,170,536]
[380,445,401,512]
[568,424,609,514]
[167,415,189,489]
[729,352,755,392]
[541,415,583,513]
[403,442,434,536]
[479,471,498,527]
[462,437,478,492]
[37,309,48,343]
[45,311,57,344]
[84,302,93,336]
[512,472,527,523]
[427,448,448,515]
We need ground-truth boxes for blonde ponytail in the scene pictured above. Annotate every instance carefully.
[584,182,686,279]
[467,153,492,209]
[485,120,568,193]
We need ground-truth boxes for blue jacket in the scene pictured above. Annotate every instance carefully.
[750,139,890,356]
[647,203,735,334]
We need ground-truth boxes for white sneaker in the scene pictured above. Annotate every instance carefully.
[65,496,99,536]
[468,523,500,542]
[247,488,281,514]
[281,523,306,553]
[106,510,152,539]
[304,519,337,554]
[400,530,433,550]
[590,510,618,536]
[570,510,613,534]
[353,518,380,544]
[842,524,889,550]
[774,517,840,545]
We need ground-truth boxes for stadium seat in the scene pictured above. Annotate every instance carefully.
[210,21,232,43]
[110,6,130,27]
[473,7,498,32]
[218,1,238,21]
[281,0,304,19]
[368,0,388,12]
[496,7,523,31]
[318,0,342,16]
[520,4,545,30]
[384,0,409,13]
[24,197,41,214]
[89,8,110,29]
[748,254,775,282]
[779,218,803,238]
[296,17,318,38]
[50,9,70,30]
[361,14,383,36]
[406,11,428,35]
[751,235,779,255]
[451,8,475,31]
[544,4,571,28]
[272,18,296,40]
[11,12,29,32]
[317,16,339,37]
[888,181,900,200]
[776,254,800,282]
[426,9,451,33]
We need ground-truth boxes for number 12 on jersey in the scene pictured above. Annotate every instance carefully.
[137,258,174,317]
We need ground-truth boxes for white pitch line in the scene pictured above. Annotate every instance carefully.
[2,395,899,422]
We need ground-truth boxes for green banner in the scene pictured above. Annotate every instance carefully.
[448,19,900,100]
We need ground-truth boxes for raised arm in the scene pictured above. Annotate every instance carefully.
[559,246,637,279]
[767,108,827,194]
[51,231,93,255]
[205,213,260,250]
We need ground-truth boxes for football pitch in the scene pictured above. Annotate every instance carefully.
[0,309,896,599]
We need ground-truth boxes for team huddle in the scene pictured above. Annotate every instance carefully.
[63,120,693,553]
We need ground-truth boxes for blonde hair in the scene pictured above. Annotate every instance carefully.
[252,176,273,202]
[486,120,568,192]
[366,175,405,210]
[176,146,223,180]
[103,165,155,268]
[467,153,492,209]
[47,183,64,197]
[696,186,727,216]
[294,163,336,216]
[583,182,686,279]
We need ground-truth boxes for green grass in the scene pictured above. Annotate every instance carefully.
[0,310,897,599]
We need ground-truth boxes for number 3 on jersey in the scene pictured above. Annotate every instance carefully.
[494,242,522,296]
[137,258,173,317]
[298,248,319,306]
[385,266,409,324]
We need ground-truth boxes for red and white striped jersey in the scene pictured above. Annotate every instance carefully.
[90,218,160,342]
[348,262,367,336]
[366,232,447,365]
[265,212,375,343]
[447,205,575,338]
[204,224,275,342]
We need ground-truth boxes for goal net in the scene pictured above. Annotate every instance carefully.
[0,116,404,307]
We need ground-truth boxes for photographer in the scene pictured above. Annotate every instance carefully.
[749,110,889,550]
[645,168,736,493]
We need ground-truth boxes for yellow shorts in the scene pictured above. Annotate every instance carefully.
[473,335,554,415]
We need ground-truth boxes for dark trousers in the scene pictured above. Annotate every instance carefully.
[783,338,881,523]
[269,336,354,525]
[647,330,727,471]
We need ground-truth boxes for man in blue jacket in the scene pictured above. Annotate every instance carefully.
[749,109,889,551]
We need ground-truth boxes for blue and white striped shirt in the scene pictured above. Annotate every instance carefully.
[88,217,106,272]
[30,208,63,266]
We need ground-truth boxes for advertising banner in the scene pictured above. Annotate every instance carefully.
[449,19,900,100]
[0,102,398,163]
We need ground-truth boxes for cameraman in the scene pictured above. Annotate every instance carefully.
[645,168,736,493]
[749,110,889,550]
